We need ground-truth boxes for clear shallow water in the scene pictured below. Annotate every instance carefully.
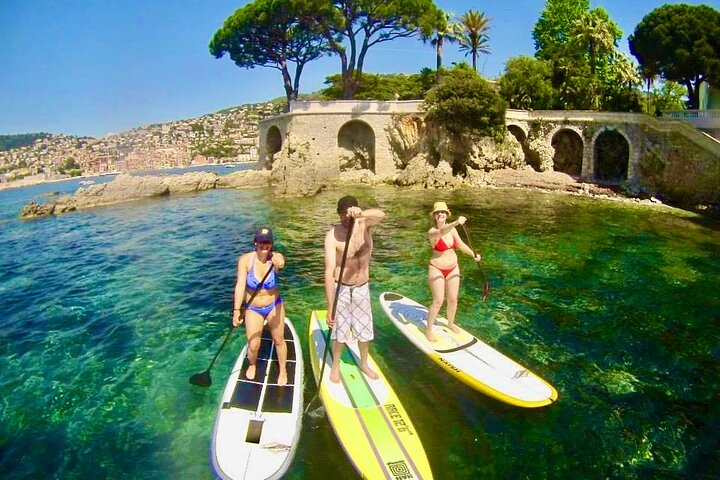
[1,175,718,479]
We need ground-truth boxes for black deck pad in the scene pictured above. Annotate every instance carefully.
[267,360,296,386]
[262,385,294,413]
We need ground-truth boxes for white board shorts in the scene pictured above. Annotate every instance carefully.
[331,282,374,343]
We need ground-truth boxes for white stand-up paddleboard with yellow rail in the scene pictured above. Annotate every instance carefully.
[211,318,303,480]
[309,310,434,480]
[379,292,558,408]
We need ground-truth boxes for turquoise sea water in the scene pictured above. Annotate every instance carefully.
[1,168,719,479]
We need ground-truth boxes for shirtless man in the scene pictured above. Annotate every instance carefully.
[324,195,385,383]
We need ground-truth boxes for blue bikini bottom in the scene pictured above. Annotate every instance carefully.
[244,296,283,319]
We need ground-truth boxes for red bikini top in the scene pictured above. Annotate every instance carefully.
[433,235,458,252]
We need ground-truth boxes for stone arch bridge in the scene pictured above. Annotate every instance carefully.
[259,100,720,183]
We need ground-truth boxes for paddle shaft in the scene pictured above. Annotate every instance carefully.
[193,255,275,382]
[316,218,355,395]
[460,223,491,300]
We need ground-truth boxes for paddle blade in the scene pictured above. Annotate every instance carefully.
[189,370,212,387]
[482,281,491,301]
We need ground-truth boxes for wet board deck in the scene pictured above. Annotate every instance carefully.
[379,292,558,408]
[308,310,433,480]
[211,318,303,480]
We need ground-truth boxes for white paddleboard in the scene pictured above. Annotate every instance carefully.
[379,292,558,408]
[211,318,303,480]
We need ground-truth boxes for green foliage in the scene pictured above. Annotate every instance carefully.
[533,0,590,59]
[301,0,444,99]
[499,56,554,110]
[0,133,48,151]
[319,72,431,100]
[457,10,491,72]
[58,157,81,175]
[210,0,331,104]
[629,4,720,109]
[424,63,506,140]
[641,81,688,115]
[569,7,621,74]
[194,140,238,159]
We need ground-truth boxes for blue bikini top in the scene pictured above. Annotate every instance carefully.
[246,254,277,290]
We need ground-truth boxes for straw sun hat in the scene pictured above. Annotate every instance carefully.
[430,201,451,217]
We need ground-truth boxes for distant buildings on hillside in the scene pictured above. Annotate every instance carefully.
[0,102,281,181]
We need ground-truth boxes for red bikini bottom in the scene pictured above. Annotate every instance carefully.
[431,264,458,278]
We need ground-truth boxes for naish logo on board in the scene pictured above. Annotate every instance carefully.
[387,460,414,479]
[384,403,414,435]
[512,369,529,379]
[437,356,461,373]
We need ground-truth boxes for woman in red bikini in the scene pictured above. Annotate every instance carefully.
[425,201,481,342]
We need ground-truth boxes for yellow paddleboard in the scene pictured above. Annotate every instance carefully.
[380,292,558,408]
[309,310,433,480]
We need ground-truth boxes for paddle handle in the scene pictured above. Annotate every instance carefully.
[316,218,355,390]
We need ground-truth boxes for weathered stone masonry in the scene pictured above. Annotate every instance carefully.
[259,101,720,190]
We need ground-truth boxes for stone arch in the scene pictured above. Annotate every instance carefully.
[507,124,533,169]
[593,129,629,183]
[550,128,584,176]
[506,122,528,139]
[337,120,376,173]
[266,125,282,166]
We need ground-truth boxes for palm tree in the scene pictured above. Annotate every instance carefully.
[571,10,617,74]
[433,12,463,72]
[638,64,658,114]
[457,10,491,72]
[613,53,641,90]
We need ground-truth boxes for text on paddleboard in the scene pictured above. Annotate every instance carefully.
[384,403,415,435]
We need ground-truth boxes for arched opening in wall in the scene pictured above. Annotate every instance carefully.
[337,120,375,173]
[551,129,583,176]
[266,126,282,168]
[594,130,629,183]
[507,125,533,169]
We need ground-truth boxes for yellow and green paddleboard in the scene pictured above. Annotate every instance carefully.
[308,310,433,480]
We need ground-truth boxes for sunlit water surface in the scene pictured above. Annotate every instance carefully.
[1,168,718,479]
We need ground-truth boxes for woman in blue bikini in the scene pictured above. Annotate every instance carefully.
[232,227,288,386]
[425,202,481,342]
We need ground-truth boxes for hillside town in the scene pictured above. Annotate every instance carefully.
[0,101,283,185]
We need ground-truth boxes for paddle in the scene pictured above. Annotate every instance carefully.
[304,217,355,415]
[460,223,491,301]
[189,256,275,387]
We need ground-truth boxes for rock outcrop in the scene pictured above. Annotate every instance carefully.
[269,138,327,196]
[20,170,267,219]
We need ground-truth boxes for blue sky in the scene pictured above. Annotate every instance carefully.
[1,0,716,138]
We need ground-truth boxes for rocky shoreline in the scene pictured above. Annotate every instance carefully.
[19,166,679,220]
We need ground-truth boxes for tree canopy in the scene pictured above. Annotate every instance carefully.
[424,63,506,140]
[629,4,720,109]
[301,0,444,99]
[533,0,590,60]
[209,0,331,107]
[499,56,554,110]
[319,70,434,100]
[457,10,491,72]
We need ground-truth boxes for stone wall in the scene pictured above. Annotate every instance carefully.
[259,102,720,205]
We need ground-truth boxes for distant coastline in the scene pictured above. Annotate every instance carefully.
[0,162,253,192]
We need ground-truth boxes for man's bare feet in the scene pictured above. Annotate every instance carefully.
[425,329,438,342]
[277,370,287,387]
[329,367,341,383]
[246,364,256,380]
[360,364,379,380]
[448,323,461,334]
